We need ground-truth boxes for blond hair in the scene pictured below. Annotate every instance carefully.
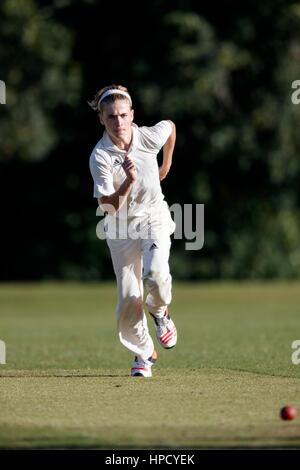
[88,84,132,114]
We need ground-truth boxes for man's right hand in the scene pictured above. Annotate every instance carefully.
[122,154,137,182]
[99,154,136,214]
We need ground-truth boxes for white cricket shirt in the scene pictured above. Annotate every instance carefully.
[89,120,173,221]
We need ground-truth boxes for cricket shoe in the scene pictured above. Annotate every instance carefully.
[131,350,158,377]
[150,308,177,349]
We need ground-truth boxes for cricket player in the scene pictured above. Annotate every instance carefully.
[89,84,177,377]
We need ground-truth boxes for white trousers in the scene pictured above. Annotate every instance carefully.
[106,214,174,361]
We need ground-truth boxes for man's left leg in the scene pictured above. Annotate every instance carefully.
[142,231,177,349]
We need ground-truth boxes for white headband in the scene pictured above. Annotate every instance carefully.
[98,89,132,109]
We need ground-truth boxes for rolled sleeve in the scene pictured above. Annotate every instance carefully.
[140,120,173,153]
[89,151,115,199]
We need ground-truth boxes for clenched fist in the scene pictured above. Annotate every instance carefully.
[122,154,137,182]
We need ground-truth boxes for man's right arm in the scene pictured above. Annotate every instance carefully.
[98,154,137,214]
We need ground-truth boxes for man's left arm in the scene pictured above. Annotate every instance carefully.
[159,120,176,181]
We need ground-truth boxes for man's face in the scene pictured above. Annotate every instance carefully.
[99,99,134,142]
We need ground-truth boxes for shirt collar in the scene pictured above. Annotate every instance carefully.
[102,125,138,154]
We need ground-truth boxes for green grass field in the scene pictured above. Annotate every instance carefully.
[1,282,300,449]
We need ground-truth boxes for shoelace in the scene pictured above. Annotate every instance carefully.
[133,356,145,367]
[133,353,156,367]
[154,314,170,336]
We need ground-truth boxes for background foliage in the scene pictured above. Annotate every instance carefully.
[1,0,300,281]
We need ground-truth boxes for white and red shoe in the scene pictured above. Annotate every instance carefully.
[150,308,177,349]
[131,350,158,377]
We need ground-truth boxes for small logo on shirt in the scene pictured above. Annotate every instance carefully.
[149,243,158,251]
[113,158,123,167]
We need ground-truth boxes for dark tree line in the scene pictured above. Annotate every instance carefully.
[1,0,300,281]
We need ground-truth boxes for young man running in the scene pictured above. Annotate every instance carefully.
[89,84,177,377]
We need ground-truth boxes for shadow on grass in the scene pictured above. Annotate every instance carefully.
[0,371,127,378]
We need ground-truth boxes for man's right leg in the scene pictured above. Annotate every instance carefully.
[106,237,155,363]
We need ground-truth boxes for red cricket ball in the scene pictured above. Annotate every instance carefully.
[280,405,297,421]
